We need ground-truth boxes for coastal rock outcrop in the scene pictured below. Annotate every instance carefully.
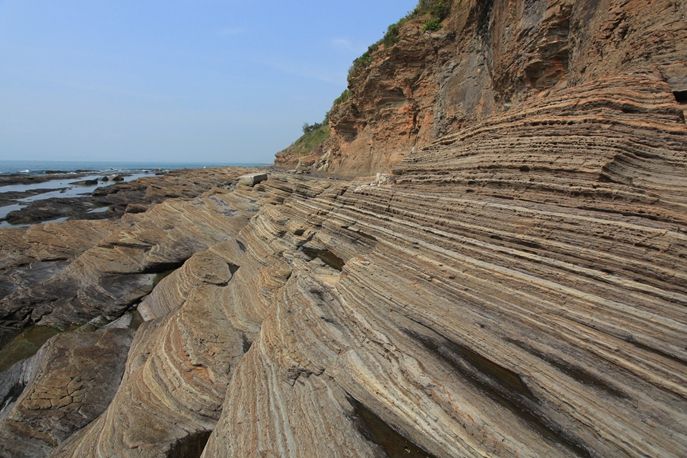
[2,167,256,225]
[53,250,245,457]
[0,323,133,457]
[276,0,687,176]
[0,1,686,457]
[14,150,682,456]
[0,168,255,346]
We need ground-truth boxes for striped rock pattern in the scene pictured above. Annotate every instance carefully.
[202,77,686,456]
[0,20,686,458]
[0,167,254,345]
[54,250,245,457]
[35,74,687,455]
[0,324,133,458]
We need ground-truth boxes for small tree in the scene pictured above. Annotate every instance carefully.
[302,122,323,135]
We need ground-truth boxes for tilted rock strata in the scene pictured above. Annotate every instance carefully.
[1,151,685,456]
[0,219,119,346]
[44,140,686,457]
[138,251,233,321]
[53,254,245,457]
[277,0,687,176]
[0,324,132,457]
[0,168,258,344]
[201,164,686,456]
[1,2,686,456]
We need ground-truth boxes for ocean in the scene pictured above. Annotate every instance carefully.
[0,160,268,174]
[0,160,269,227]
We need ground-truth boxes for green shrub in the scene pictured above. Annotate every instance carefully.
[302,122,323,135]
[332,89,350,108]
[290,123,330,156]
[423,18,442,32]
[383,23,401,47]
[417,0,451,30]
[348,0,453,80]
[348,43,378,79]
[429,0,451,21]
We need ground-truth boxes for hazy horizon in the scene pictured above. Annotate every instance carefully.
[0,0,416,164]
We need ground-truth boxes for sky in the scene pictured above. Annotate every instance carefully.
[0,0,417,164]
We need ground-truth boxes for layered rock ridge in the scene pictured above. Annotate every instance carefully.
[0,1,686,457]
[1,141,686,456]
[205,105,687,454]
[276,0,687,176]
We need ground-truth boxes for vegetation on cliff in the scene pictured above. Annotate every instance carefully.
[349,0,452,79]
[284,122,330,158]
[278,0,453,168]
[276,89,351,163]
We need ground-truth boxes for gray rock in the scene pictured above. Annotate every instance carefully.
[237,173,268,187]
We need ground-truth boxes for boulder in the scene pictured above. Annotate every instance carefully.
[237,173,268,187]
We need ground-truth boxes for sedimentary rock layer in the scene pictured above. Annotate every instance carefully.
[26,98,687,456]
[0,321,133,457]
[1,2,686,457]
[0,168,255,345]
[277,0,687,176]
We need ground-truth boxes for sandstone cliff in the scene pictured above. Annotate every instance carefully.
[276,0,687,176]
[1,1,686,457]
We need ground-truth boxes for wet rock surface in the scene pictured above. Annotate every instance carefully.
[0,168,260,346]
[0,189,66,207]
[1,167,263,226]
[0,324,133,457]
[0,172,93,187]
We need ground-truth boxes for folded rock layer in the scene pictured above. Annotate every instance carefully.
[1,1,686,457]
[276,0,687,176]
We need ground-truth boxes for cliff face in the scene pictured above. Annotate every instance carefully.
[276,0,687,176]
[1,2,687,457]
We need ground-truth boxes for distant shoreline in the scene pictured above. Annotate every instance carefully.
[0,166,261,228]
[0,160,270,175]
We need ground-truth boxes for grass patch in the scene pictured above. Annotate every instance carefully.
[418,0,451,22]
[420,0,451,31]
[349,44,379,80]
[287,123,330,157]
[383,23,402,47]
[329,89,351,116]
[423,18,442,31]
[348,0,453,80]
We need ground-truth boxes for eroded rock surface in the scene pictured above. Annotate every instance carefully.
[12,154,681,457]
[276,0,687,176]
[0,168,256,345]
[1,1,686,457]
[0,324,133,457]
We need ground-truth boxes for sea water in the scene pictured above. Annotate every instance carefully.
[0,160,268,227]
[0,160,266,174]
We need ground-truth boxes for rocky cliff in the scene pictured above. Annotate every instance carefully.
[276,0,686,176]
[1,1,686,457]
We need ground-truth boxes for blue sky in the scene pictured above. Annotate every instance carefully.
[0,0,417,164]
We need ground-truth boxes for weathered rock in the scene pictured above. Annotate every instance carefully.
[138,251,232,321]
[277,0,687,176]
[41,158,687,457]
[237,172,269,187]
[54,249,246,457]
[0,172,92,187]
[1,2,687,457]
[0,168,258,343]
[70,179,99,186]
[0,325,133,457]
[3,166,260,225]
